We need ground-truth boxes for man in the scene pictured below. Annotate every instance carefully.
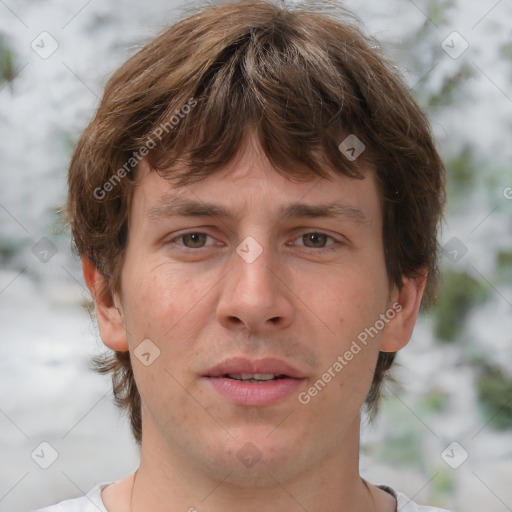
[36,0,449,510]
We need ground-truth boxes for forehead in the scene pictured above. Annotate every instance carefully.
[132,135,381,226]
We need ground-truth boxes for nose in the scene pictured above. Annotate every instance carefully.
[216,239,295,333]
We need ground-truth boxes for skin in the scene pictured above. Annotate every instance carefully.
[83,132,426,512]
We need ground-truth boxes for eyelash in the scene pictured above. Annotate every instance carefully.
[167,231,342,254]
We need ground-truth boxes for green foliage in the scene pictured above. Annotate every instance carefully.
[433,271,490,342]
[0,33,16,83]
[494,249,512,284]
[447,145,474,186]
[428,64,474,108]
[476,364,512,430]
[404,1,469,111]
[430,466,455,501]
[427,0,455,27]
[0,237,25,263]
[499,41,512,61]
[420,389,449,414]
[445,145,477,204]
[373,396,424,469]
[375,425,423,468]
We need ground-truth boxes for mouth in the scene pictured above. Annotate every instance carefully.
[220,373,289,383]
[205,356,305,379]
[203,357,306,406]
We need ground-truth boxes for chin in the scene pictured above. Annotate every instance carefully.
[200,430,303,485]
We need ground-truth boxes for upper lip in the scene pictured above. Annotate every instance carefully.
[204,357,305,379]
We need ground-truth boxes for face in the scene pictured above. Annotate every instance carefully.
[89,134,423,486]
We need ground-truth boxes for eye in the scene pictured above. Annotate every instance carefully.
[292,232,341,253]
[167,231,343,254]
[169,232,216,249]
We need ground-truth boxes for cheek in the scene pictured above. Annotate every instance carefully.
[122,262,208,418]
[121,259,208,340]
[310,269,387,334]
[303,268,388,391]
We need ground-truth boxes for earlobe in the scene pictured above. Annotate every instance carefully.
[379,269,427,353]
[82,257,129,352]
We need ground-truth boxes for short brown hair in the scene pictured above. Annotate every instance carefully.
[68,0,445,443]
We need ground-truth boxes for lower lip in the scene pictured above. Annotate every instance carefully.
[204,377,305,406]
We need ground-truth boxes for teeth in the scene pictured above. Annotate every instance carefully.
[227,373,278,381]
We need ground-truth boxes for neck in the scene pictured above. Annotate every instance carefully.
[129,414,379,512]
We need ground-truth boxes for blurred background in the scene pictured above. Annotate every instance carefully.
[0,0,511,511]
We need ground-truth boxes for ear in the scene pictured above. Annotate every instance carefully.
[379,269,427,352]
[82,257,129,352]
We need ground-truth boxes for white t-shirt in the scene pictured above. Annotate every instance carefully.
[33,482,451,512]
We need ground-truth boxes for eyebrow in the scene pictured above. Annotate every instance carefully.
[147,198,370,226]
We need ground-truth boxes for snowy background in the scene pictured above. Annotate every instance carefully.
[1,1,511,511]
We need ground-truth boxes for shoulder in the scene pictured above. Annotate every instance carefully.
[396,490,452,512]
[31,483,110,512]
